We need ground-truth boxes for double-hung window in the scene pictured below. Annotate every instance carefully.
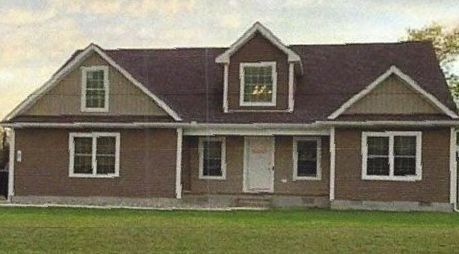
[81,66,109,112]
[240,62,277,106]
[293,137,321,180]
[199,137,226,180]
[69,132,120,177]
[362,132,422,181]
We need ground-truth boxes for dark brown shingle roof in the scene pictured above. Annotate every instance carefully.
[13,41,455,124]
[101,41,456,123]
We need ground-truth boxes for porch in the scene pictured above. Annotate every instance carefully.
[180,134,331,207]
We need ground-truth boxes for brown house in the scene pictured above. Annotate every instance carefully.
[2,22,459,211]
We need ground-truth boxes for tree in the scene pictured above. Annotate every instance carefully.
[0,128,4,169]
[0,128,8,169]
[404,23,459,98]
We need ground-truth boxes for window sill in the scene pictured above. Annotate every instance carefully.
[69,174,119,178]
[362,176,421,182]
[199,176,226,180]
[293,176,321,181]
[239,102,277,107]
[81,108,109,113]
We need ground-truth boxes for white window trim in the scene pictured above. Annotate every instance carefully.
[293,137,322,181]
[198,137,226,180]
[69,132,120,178]
[361,131,422,181]
[239,62,277,107]
[81,66,109,112]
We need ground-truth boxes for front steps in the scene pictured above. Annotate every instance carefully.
[235,196,272,208]
[181,194,330,209]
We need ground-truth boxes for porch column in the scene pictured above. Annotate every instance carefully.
[175,128,183,199]
[450,127,457,208]
[8,128,15,201]
[329,127,336,201]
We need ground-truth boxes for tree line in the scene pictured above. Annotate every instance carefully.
[404,23,459,98]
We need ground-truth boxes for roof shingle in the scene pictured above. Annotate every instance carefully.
[102,41,455,123]
[15,41,454,124]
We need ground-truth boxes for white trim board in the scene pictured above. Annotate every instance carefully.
[222,64,229,112]
[329,127,336,201]
[317,120,459,127]
[225,109,291,113]
[215,22,302,67]
[176,128,183,199]
[7,129,15,200]
[4,44,182,122]
[450,128,457,206]
[327,65,459,119]
[184,128,330,136]
[288,62,295,112]
[4,121,459,130]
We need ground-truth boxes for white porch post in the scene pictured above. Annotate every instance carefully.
[175,128,183,199]
[450,127,457,209]
[329,127,336,201]
[8,128,15,201]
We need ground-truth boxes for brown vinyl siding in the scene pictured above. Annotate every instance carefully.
[227,32,289,111]
[334,128,450,203]
[184,136,244,194]
[344,75,441,115]
[14,128,177,198]
[23,53,168,117]
[183,136,329,196]
[274,136,329,196]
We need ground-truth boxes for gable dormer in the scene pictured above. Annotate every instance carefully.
[216,22,303,112]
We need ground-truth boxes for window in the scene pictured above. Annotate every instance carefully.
[293,137,321,180]
[239,62,277,106]
[69,132,120,177]
[81,66,109,112]
[199,137,226,180]
[362,132,422,181]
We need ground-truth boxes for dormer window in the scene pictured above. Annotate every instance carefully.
[81,66,109,112]
[240,62,277,106]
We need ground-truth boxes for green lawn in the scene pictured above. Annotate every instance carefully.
[0,208,458,253]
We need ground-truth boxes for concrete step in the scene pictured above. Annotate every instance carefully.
[236,197,272,208]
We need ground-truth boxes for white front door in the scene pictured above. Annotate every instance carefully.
[244,137,274,193]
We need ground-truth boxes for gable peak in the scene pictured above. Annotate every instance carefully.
[215,22,302,65]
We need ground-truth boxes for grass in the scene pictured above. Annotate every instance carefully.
[0,208,458,253]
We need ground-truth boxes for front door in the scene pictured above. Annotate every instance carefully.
[244,137,274,193]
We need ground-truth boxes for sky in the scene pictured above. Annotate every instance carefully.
[1,0,459,119]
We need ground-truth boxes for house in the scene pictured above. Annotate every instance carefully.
[2,22,459,211]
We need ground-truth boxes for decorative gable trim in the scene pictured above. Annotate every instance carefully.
[4,44,182,122]
[215,22,302,66]
[328,65,459,119]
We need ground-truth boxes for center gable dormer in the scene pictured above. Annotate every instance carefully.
[216,22,303,113]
